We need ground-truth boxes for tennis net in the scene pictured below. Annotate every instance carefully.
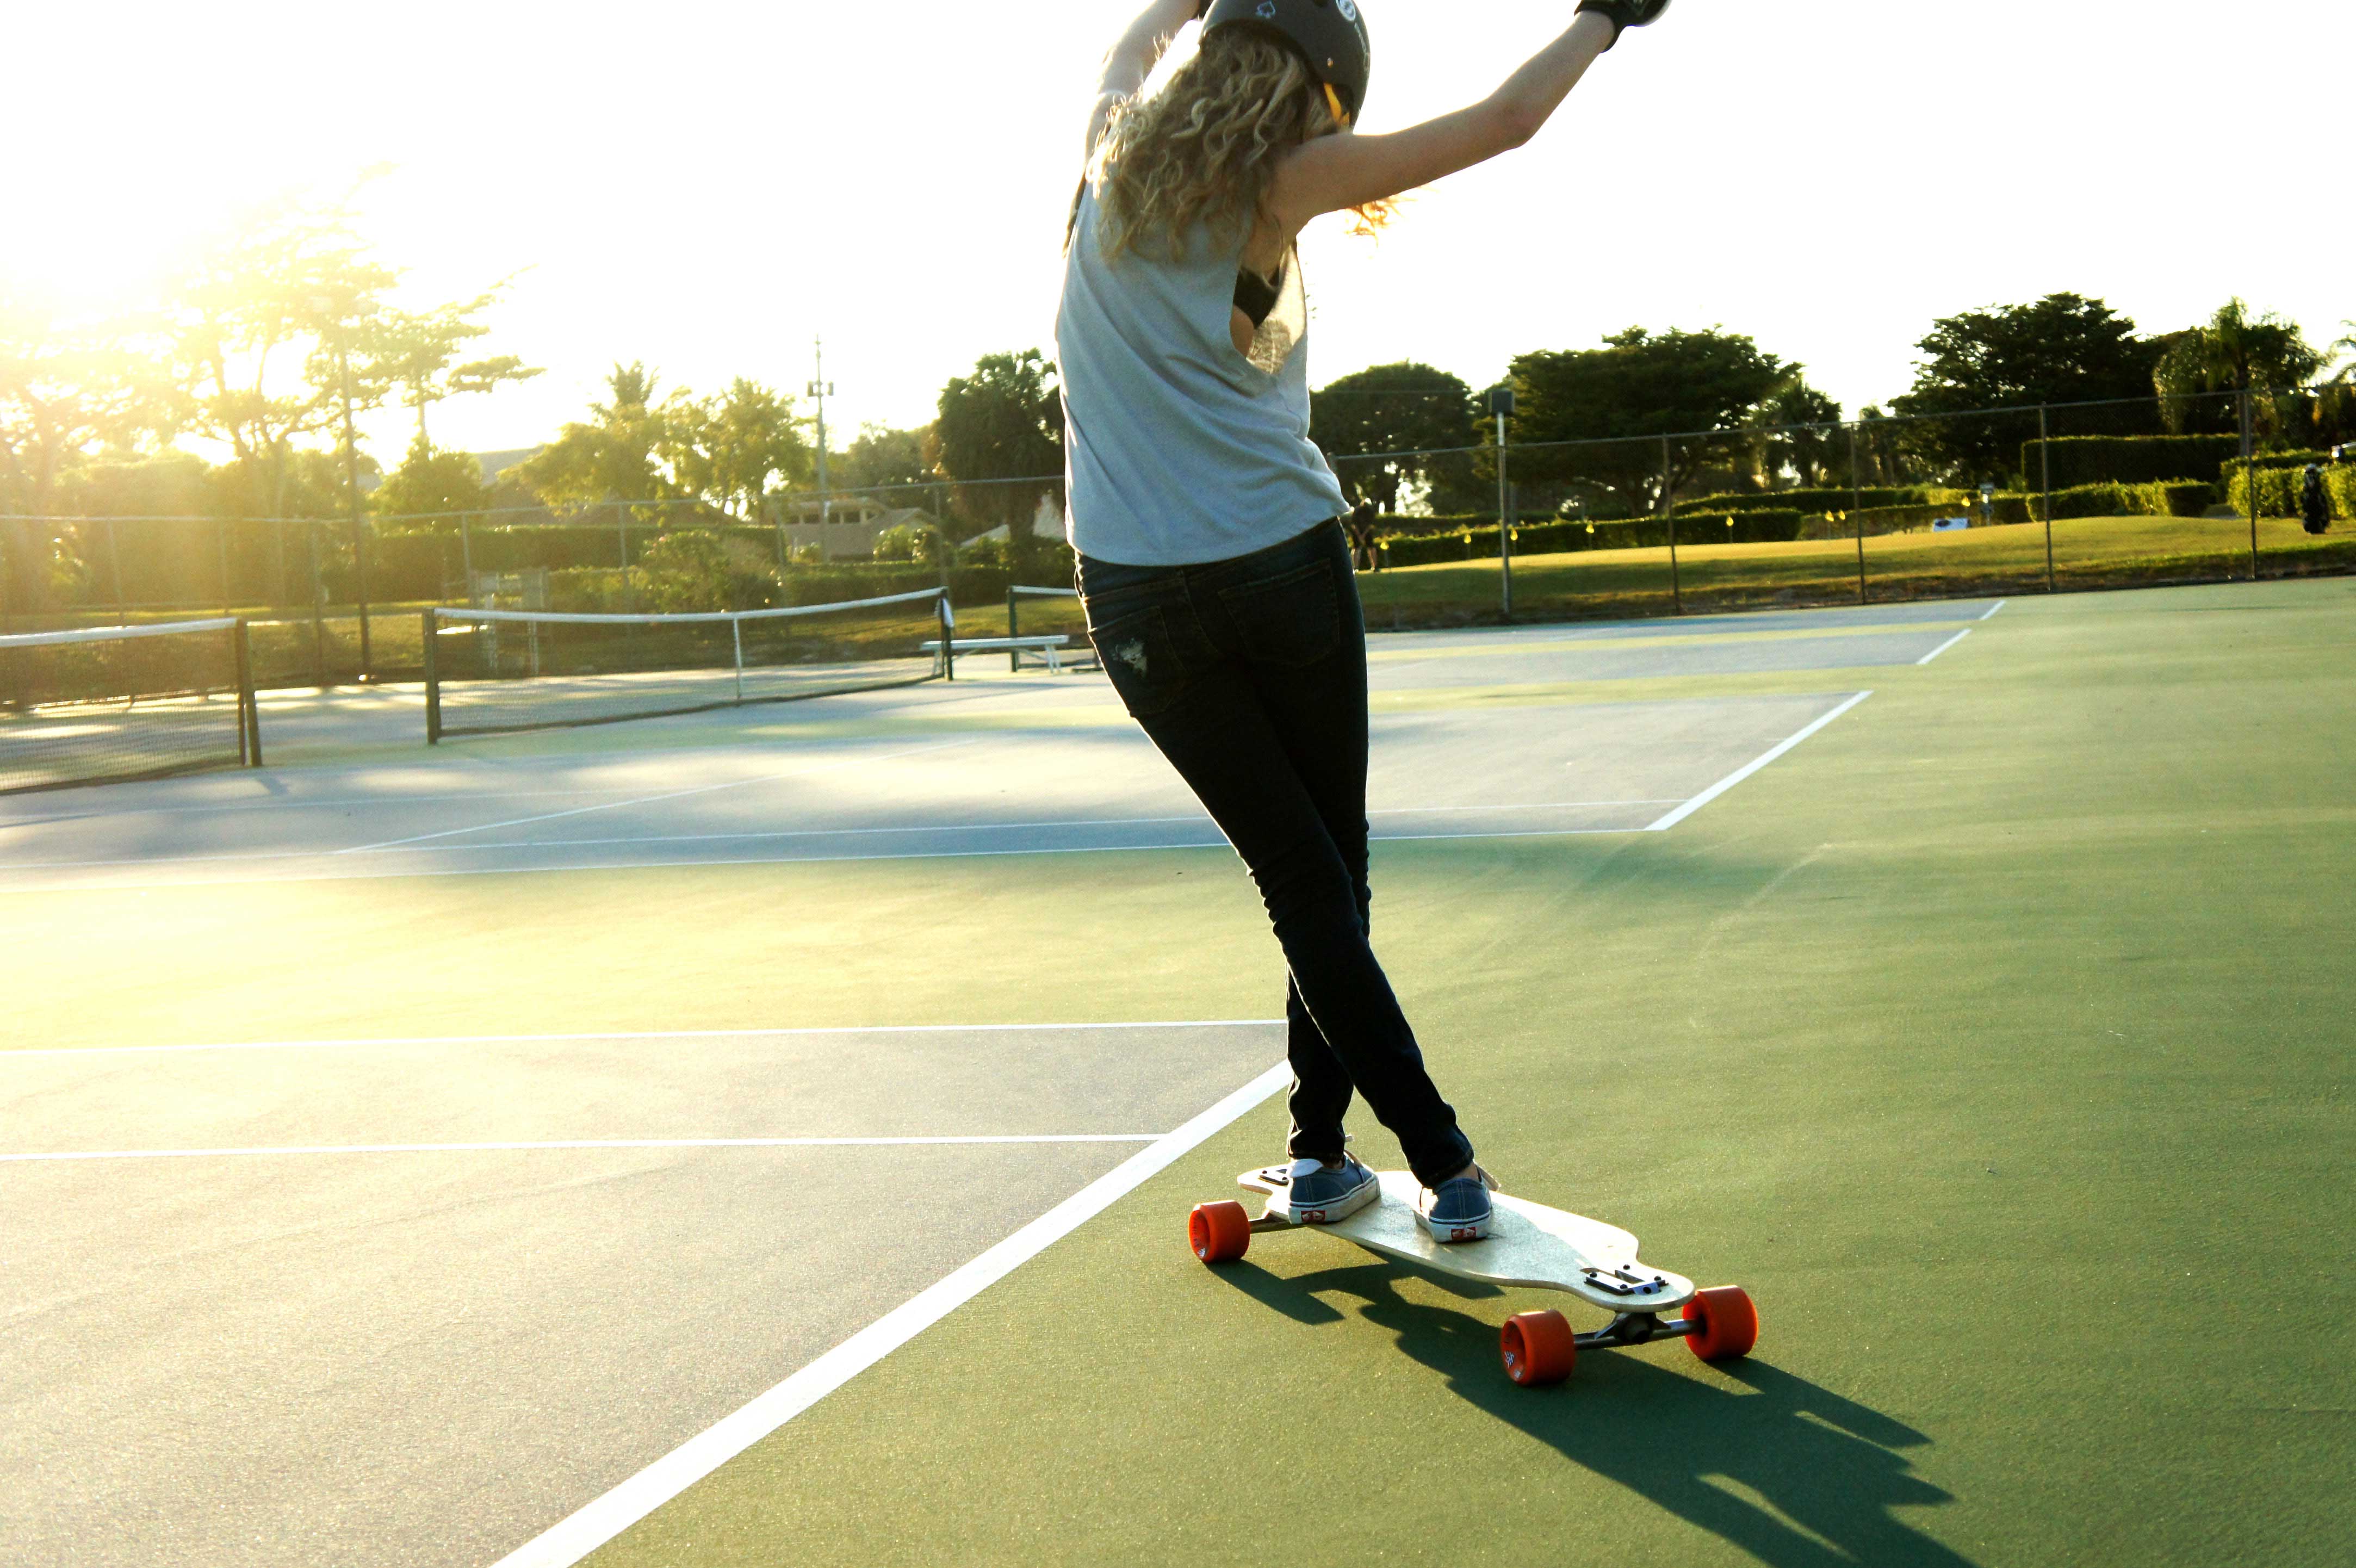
[0,618,263,795]
[425,588,952,741]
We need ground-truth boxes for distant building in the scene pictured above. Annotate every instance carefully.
[782,506,944,561]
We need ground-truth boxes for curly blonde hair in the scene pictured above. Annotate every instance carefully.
[1085,29,1388,262]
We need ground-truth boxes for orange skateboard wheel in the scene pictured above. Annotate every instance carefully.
[1500,1310,1577,1386]
[1189,1200,1252,1263]
[1679,1286,1759,1361]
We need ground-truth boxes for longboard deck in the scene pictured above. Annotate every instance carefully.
[1239,1168,1695,1314]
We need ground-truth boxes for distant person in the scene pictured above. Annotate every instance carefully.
[1058,0,1673,1240]
[1345,500,1379,571]
[2303,463,2330,536]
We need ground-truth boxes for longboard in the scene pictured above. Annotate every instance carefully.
[1187,1167,1758,1386]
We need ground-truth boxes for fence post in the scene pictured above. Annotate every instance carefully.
[422,609,442,745]
[1007,584,1021,673]
[460,516,475,603]
[618,501,634,612]
[106,517,128,625]
[218,518,234,617]
[2242,389,2259,580]
[305,521,327,686]
[938,592,956,681]
[1489,386,1516,622]
[233,619,263,768]
[2040,404,2056,592]
[1661,434,1682,615]
[1502,484,1516,619]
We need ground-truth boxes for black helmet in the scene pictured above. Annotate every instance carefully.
[1201,0,1372,126]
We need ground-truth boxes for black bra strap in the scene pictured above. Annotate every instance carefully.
[1233,260,1285,329]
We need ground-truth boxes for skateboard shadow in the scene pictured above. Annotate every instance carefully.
[1215,1259,1981,1568]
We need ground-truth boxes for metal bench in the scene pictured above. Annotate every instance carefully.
[920,634,1079,674]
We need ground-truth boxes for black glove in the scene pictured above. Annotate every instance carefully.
[1576,0,1673,50]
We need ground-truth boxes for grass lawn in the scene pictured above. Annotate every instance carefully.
[1357,513,2356,626]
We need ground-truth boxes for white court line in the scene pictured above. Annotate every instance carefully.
[0,1133,1162,1164]
[345,800,1687,856]
[3,1019,1286,1061]
[337,737,976,853]
[1980,599,2007,621]
[0,788,667,832]
[1644,692,1874,833]
[0,824,1687,892]
[488,1059,1291,1568]
[1917,629,1972,665]
[0,802,1683,875]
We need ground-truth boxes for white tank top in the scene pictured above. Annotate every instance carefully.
[1055,180,1346,566]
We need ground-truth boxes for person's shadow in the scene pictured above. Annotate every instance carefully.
[1218,1259,1980,1568]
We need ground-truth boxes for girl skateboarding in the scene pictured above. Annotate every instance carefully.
[1058,0,1670,1240]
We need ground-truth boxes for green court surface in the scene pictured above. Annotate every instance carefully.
[588,580,2354,1567]
[4,578,2351,1567]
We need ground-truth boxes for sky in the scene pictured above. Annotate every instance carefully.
[8,1,2351,466]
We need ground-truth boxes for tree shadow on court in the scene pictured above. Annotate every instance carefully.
[1216,1259,1981,1568]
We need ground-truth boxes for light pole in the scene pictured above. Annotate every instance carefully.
[808,337,835,529]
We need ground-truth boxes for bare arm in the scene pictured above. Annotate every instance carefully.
[1266,11,1620,233]
[1085,0,1204,160]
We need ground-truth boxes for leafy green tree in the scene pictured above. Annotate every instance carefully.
[1509,328,1796,514]
[933,350,1062,532]
[633,529,778,612]
[1745,379,1845,489]
[512,362,676,517]
[356,292,540,444]
[376,436,491,522]
[162,193,399,517]
[1310,362,1476,515]
[659,379,809,519]
[0,295,156,609]
[1890,294,2162,481]
[2153,299,2325,443]
[835,423,934,502]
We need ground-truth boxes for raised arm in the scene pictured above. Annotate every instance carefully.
[1266,3,1665,233]
[1085,0,1205,160]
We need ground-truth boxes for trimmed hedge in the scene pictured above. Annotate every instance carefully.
[2020,434,2244,489]
[1679,487,1931,515]
[2218,449,2330,486]
[1378,510,1804,567]
[2227,464,2352,520]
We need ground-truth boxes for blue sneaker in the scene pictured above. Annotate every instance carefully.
[1284,1154,1379,1225]
[1416,1165,1498,1243]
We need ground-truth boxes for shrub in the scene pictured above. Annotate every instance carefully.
[2227,463,2350,519]
[633,530,780,612]
[958,534,1010,570]
[2020,434,2244,489]
[1376,510,1804,566]
[2217,449,2330,487]
[1677,487,1929,515]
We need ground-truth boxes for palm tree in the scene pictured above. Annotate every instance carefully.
[2153,299,2323,437]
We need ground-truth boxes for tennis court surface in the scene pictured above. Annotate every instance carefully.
[4,584,2351,1567]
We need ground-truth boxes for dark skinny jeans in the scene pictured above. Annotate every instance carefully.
[1076,519,1476,1188]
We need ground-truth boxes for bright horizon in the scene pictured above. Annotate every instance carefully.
[9,1,2349,468]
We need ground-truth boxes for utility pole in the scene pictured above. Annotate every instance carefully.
[808,337,835,529]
